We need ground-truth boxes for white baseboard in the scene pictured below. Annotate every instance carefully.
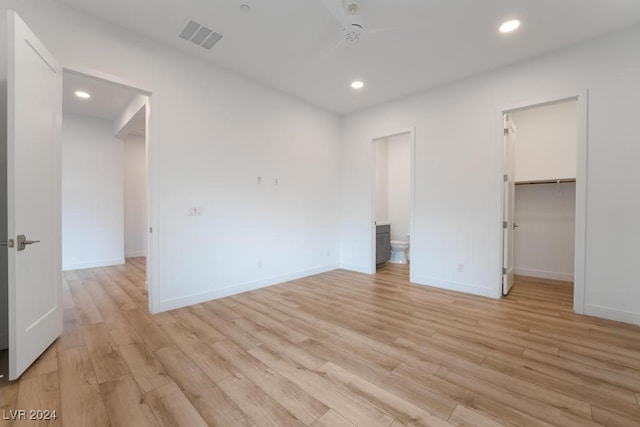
[158,263,340,312]
[339,263,374,274]
[125,251,146,258]
[0,333,7,350]
[514,267,573,282]
[411,275,500,299]
[63,258,125,271]
[585,304,640,326]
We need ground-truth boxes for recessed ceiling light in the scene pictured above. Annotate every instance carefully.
[75,91,91,99]
[499,19,520,33]
[240,4,251,13]
[351,81,364,89]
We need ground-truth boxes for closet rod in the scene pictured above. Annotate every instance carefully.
[515,178,576,186]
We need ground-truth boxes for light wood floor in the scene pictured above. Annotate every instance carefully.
[2,259,640,426]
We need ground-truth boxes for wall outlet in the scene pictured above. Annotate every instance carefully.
[326,250,331,256]
[257,260,263,269]
[188,206,203,216]
[257,176,262,184]
[457,263,464,272]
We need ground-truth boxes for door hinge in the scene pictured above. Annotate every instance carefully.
[503,221,508,229]
[149,227,153,234]
[504,128,509,136]
[504,174,508,182]
[502,267,507,274]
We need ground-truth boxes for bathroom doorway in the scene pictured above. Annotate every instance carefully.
[371,129,415,280]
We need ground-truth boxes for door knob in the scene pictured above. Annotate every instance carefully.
[17,235,40,251]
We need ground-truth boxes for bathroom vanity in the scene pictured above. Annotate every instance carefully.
[376,224,391,266]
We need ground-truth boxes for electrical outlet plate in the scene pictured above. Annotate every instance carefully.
[188,206,203,216]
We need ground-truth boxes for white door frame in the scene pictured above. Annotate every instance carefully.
[502,114,516,296]
[62,65,161,314]
[496,90,588,314]
[369,127,416,281]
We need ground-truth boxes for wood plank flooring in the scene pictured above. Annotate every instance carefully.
[1,258,640,426]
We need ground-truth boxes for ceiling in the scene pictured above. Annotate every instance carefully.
[63,72,138,121]
[56,0,640,114]
[63,72,146,136]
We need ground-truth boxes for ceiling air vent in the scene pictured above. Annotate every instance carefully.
[178,19,223,50]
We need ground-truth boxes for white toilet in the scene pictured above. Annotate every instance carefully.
[390,239,410,264]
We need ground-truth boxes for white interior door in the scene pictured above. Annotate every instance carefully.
[6,11,63,380]
[502,114,516,295]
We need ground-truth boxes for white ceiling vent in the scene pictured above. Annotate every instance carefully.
[178,19,223,50]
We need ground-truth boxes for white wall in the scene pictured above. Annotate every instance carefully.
[374,139,388,223]
[124,134,146,258]
[511,100,577,182]
[115,95,146,138]
[62,113,124,270]
[386,133,411,242]
[340,25,640,325]
[514,183,575,282]
[0,0,341,312]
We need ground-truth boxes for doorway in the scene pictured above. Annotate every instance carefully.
[1,12,158,381]
[371,129,415,279]
[1,69,153,378]
[1,69,155,381]
[500,94,587,314]
[61,71,148,279]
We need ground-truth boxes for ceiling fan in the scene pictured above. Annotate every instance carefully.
[318,0,427,57]
[321,0,366,43]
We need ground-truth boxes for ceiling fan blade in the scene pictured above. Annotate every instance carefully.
[318,0,348,28]
[365,27,431,42]
[316,34,345,61]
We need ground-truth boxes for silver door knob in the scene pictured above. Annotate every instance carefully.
[17,235,40,251]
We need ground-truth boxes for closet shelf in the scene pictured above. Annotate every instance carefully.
[515,178,576,186]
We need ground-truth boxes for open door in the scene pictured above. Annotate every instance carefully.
[502,114,516,295]
[5,11,63,380]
